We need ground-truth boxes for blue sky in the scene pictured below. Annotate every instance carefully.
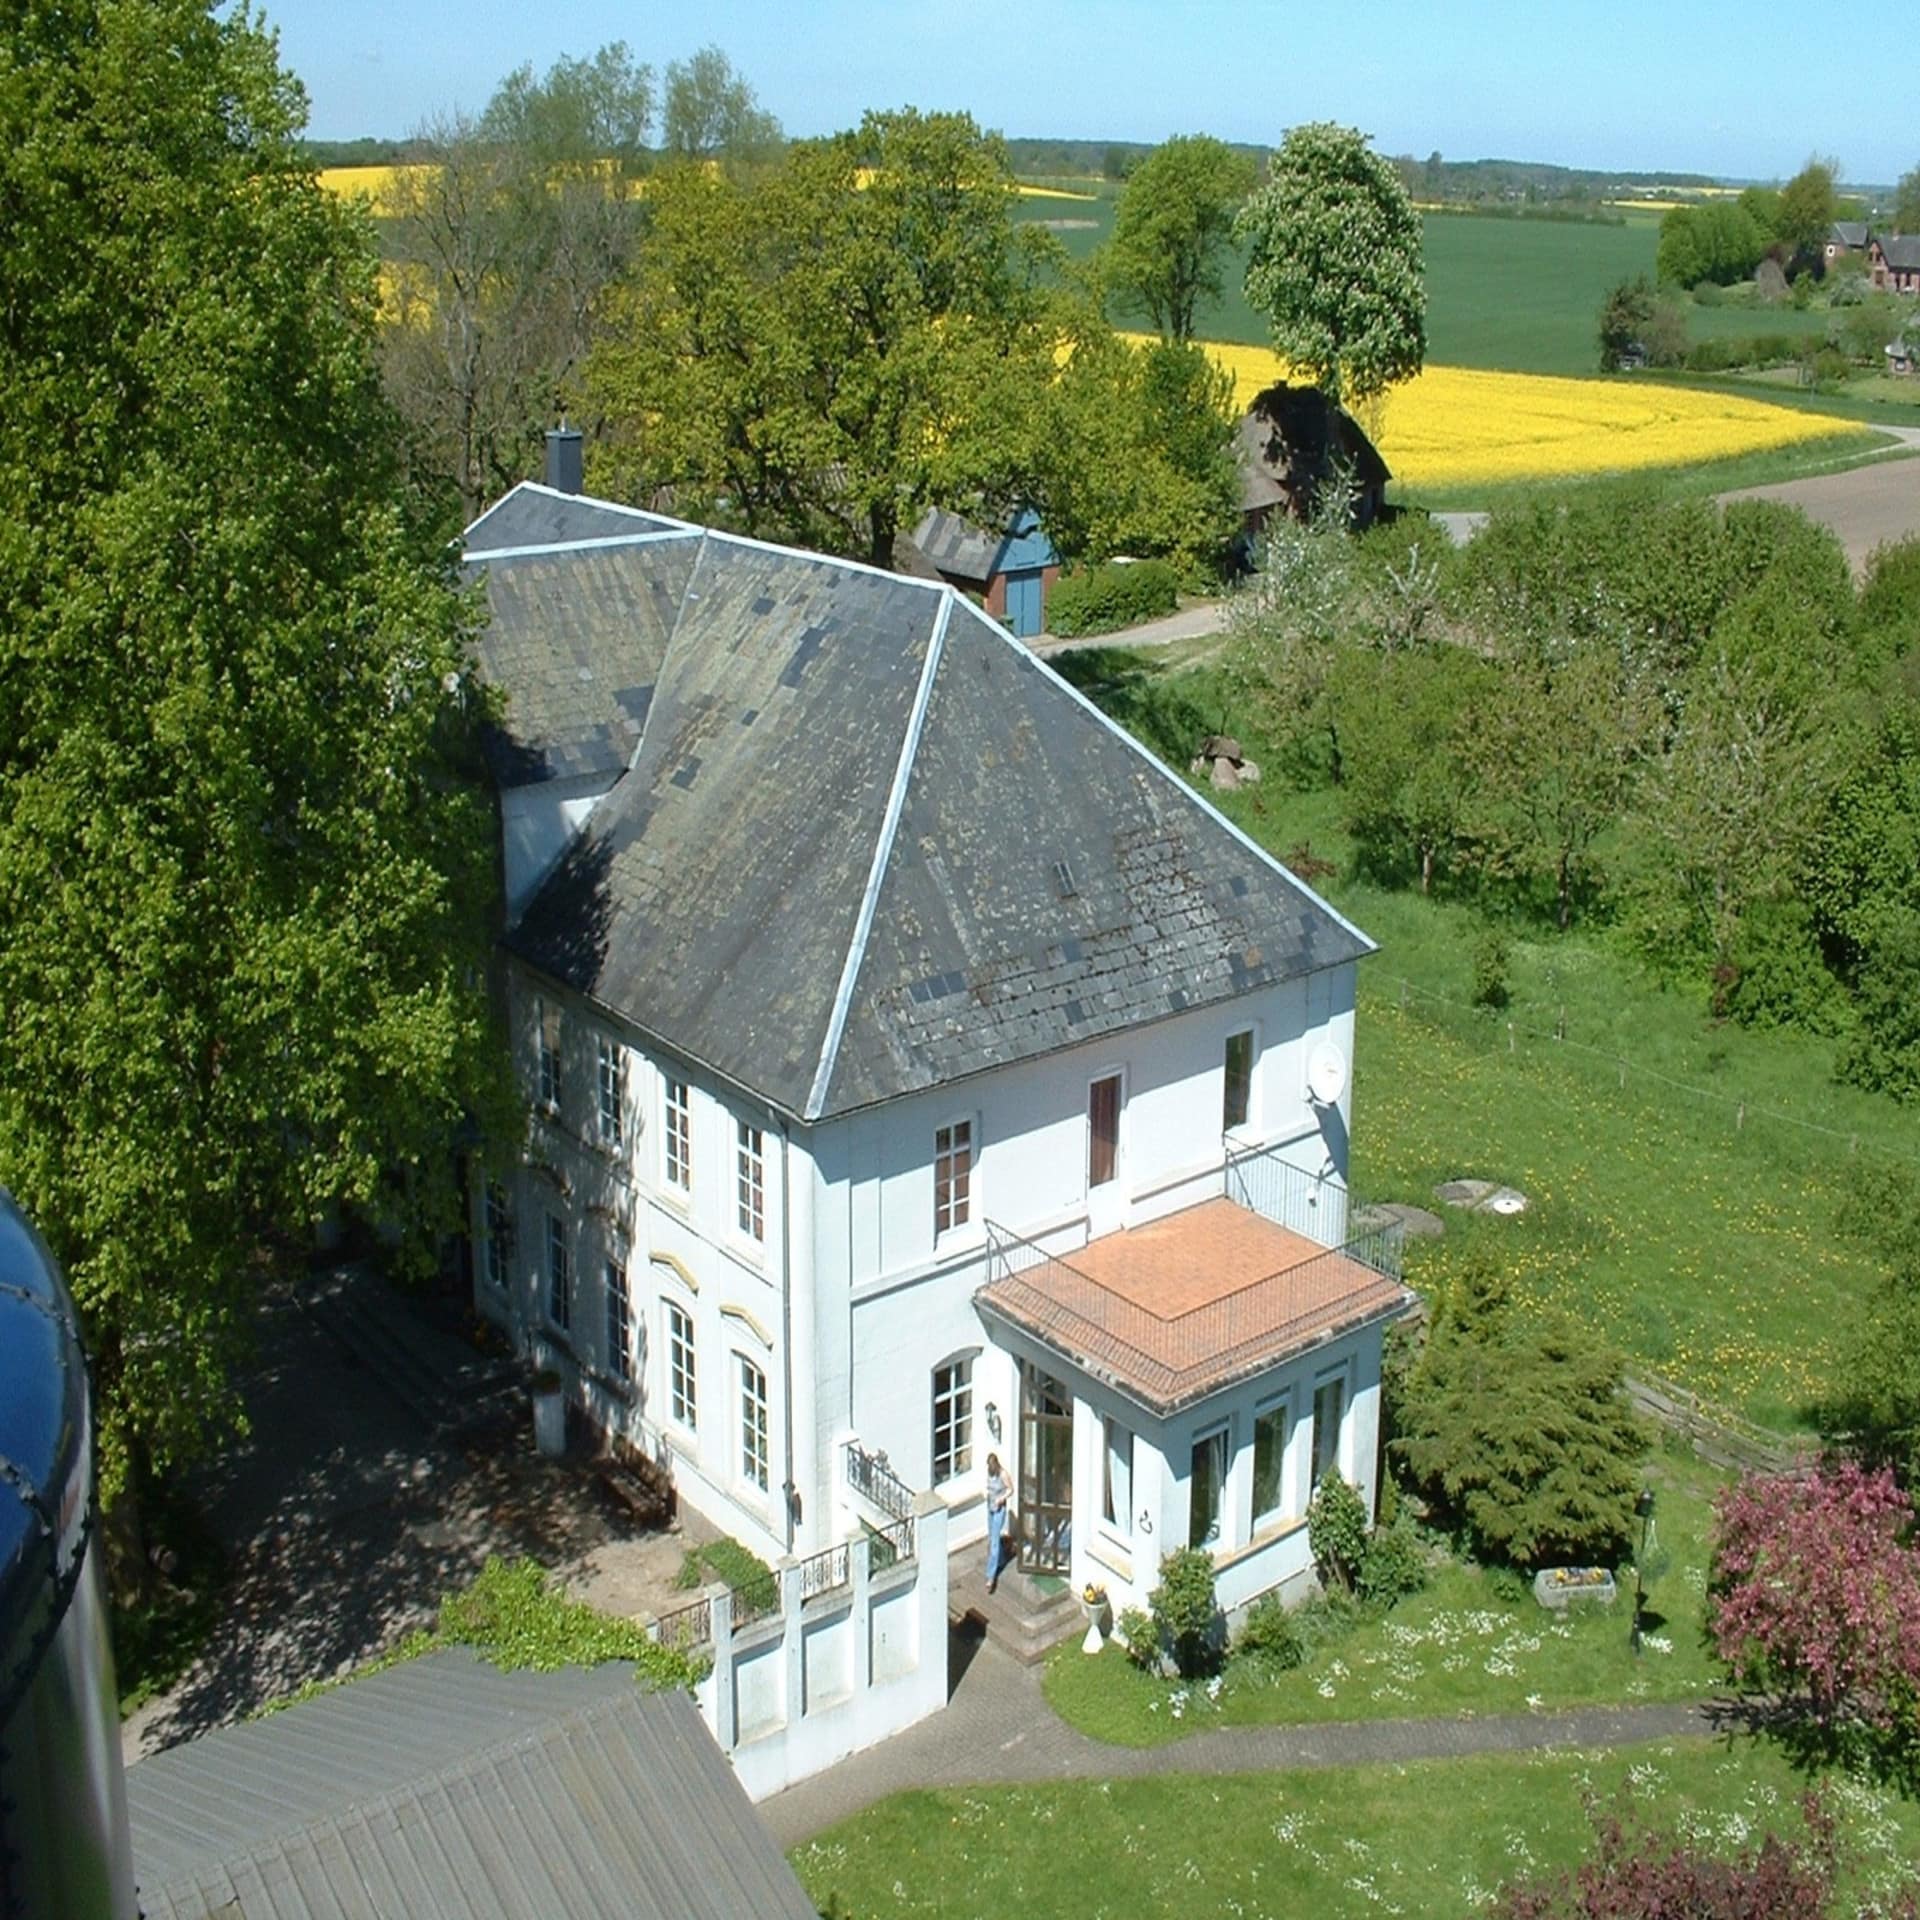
[268,0,1911,185]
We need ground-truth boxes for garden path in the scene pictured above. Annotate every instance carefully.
[759,1625,1714,1847]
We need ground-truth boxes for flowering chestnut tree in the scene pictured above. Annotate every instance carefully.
[1708,1461,1920,1774]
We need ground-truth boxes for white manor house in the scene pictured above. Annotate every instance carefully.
[462,463,1413,1628]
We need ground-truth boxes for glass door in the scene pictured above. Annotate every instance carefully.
[1018,1362,1074,1573]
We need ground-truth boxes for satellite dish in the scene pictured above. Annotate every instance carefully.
[1306,1041,1348,1107]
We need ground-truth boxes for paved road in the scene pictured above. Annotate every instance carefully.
[760,1624,1716,1848]
[1723,424,1920,572]
[1032,599,1230,657]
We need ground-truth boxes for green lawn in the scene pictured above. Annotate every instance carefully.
[1042,1443,1723,1749]
[792,1740,1919,1920]
[1052,662,1918,1431]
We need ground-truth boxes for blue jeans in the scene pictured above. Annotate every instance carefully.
[986,1502,1007,1581]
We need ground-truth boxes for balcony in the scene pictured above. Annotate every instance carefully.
[975,1148,1411,1416]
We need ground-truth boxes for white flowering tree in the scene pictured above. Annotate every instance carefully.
[1236,123,1426,413]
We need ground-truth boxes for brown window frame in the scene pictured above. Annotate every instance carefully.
[1088,1073,1122,1189]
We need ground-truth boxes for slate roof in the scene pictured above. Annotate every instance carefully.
[466,483,1374,1122]
[464,481,685,554]
[910,504,1057,581]
[1831,220,1870,249]
[127,1649,817,1920]
[1879,234,1920,272]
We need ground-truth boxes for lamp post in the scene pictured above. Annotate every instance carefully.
[1629,1485,1656,1654]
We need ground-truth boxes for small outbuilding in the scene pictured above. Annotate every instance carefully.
[1236,381,1391,537]
[909,503,1060,637]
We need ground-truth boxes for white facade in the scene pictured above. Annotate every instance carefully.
[477,941,1395,1620]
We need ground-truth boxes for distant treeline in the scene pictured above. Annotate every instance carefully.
[299,137,432,169]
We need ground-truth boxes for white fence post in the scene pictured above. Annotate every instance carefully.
[707,1583,736,1751]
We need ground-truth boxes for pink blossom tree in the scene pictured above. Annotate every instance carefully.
[1708,1461,1920,1775]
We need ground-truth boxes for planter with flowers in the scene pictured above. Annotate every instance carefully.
[1080,1581,1111,1653]
[1532,1565,1618,1611]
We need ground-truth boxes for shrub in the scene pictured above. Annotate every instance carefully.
[1396,1256,1649,1571]
[1149,1547,1221,1678]
[438,1556,699,1691]
[1234,1593,1305,1670]
[1709,1461,1920,1776]
[1046,558,1179,638]
[1358,1520,1429,1608]
[1117,1605,1161,1672]
[695,1537,780,1616]
[1308,1471,1370,1591]
[1471,928,1511,1009]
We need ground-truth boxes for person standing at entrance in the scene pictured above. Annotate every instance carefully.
[985,1453,1010,1593]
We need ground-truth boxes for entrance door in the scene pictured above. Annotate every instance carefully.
[1018,1362,1074,1573]
[1003,569,1043,638]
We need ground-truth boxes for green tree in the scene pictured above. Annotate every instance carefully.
[381,43,654,516]
[1894,163,1920,236]
[1104,134,1257,343]
[590,109,1059,569]
[0,0,506,1509]
[1034,309,1239,573]
[1463,641,1654,929]
[1598,274,1655,370]
[1396,1258,1648,1571]
[1777,154,1841,265]
[661,44,781,178]
[1236,122,1426,409]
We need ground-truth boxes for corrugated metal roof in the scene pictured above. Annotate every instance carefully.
[127,1650,816,1920]
[465,496,1374,1121]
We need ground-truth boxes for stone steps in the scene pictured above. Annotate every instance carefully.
[946,1554,1082,1666]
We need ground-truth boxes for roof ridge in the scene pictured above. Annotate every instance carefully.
[951,601,1378,959]
[462,528,700,565]
[804,587,955,1120]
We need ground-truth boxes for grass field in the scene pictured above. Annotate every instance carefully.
[792,1740,1919,1920]
[1043,1442,1725,1748]
[1054,662,1918,1431]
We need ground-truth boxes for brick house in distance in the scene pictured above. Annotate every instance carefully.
[907,504,1061,638]
[1870,234,1920,294]
[459,459,1411,1636]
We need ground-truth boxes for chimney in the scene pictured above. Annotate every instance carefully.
[543,425,584,495]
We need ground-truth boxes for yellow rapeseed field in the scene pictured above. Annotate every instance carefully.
[1159,335,1874,489]
[316,164,435,213]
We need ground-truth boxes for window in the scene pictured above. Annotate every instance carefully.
[545,1212,571,1332]
[604,1257,631,1383]
[537,1000,562,1112]
[1223,1029,1254,1132]
[735,1120,765,1241]
[1312,1376,1347,1488]
[596,1036,625,1148]
[484,1182,512,1290]
[1253,1398,1289,1525]
[931,1357,973,1482]
[1189,1425,1227,1549]
[667,1301,696,1427]
[1102,1416,1133,1534]
[739,1356,769,1492]
[664,1078,691,1191]
[934,1120,973,1236]
[1088,1073,1121,1189]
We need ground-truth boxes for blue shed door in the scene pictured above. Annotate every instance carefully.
[1003,569,1044,638]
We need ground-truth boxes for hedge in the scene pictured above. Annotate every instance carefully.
[1046,559,1179,638]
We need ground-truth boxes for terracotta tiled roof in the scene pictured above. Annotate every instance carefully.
[976,1197,1413,1415]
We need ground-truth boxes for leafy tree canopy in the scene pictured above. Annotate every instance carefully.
[1894,164,1920,238]
[1778,154,1842,262]
[661,44,782,177]
[0,0,507,1500]
[383,42,657,516]
[1236,122,1425,408]
[1104,133,1256,343]
[590,108,1057,570]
